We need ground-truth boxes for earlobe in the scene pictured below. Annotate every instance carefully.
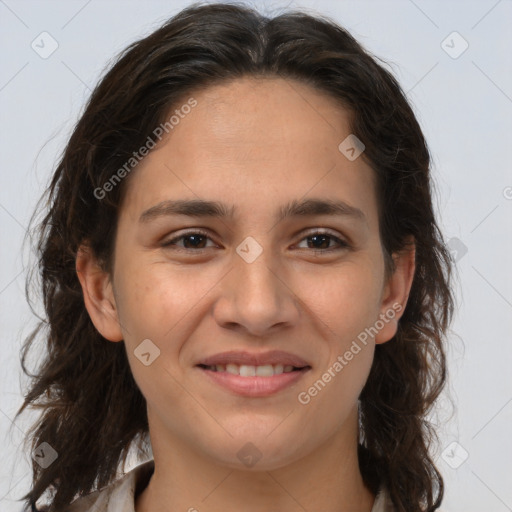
[75,244,124,342]
[374,238,416,345]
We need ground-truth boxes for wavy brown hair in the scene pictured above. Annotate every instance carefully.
[14,2,454,511]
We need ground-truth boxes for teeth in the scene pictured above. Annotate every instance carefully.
[226,364,238,375]
[273,364,284,375]
[238,365,255,377]
[256,365,273,377]
[205,363,296,376]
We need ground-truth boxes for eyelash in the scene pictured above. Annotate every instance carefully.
[161,229,350,254]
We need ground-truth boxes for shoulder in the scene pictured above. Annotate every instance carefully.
[66,459,155,512]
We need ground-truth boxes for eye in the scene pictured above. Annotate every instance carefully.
[161,230,217,252]
[295,230,350,253]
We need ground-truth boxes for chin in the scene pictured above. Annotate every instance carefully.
[205,430,309,472]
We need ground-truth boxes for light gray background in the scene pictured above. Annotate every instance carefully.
[1,1,511,511]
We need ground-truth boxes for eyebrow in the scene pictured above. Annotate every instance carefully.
[139,197,367,225]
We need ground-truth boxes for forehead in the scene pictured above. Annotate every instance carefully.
[177,77,352,167]
[119,77,378,230]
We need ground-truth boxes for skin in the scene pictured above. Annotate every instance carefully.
[76,77,415,512]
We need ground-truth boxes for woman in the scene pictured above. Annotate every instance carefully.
[16,2,454,511]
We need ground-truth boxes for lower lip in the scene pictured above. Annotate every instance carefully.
[197,367,310,397]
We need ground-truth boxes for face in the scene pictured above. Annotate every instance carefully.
[79,77,413,471]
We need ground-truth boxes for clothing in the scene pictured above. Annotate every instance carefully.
[65,459,394,511]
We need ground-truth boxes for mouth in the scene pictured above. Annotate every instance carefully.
[195,350,311,397]
[197,363,308,376]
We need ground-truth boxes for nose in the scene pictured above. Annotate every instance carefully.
[212,245,300,337]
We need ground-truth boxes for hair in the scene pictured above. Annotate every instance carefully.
[15,2,454,511]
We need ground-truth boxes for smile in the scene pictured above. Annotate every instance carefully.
[199,363,301,377]
[196,364,311,397]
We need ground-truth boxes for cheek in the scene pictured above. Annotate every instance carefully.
[114,263,213,414]
[116,261,216,340]
[295,260,383,339]
[295,269,378,434]
[292,262,380,401]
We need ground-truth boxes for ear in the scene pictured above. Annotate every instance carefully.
[374,236,416,345]
[75,244,123,342]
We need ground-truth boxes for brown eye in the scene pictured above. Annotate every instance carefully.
[296,231,350,253]
[161,230,216,251]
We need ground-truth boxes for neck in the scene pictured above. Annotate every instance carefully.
[135,406,375,512]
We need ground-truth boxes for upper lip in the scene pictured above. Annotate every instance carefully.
[197,350,310,368]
